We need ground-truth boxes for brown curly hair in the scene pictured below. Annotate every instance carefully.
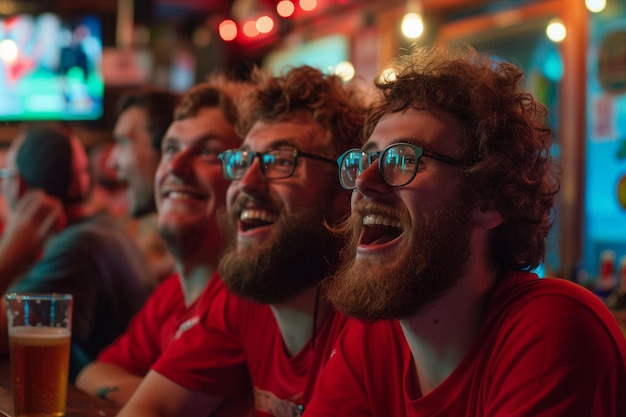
[116,88,180,151]
[174,73,255,130]
[236,65,367,158]
[368,45,561,272]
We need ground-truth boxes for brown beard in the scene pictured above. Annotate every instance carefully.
[325,196,473,320]
[218,197,343,304]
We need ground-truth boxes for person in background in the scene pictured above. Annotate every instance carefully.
[76,76,255,411]
[86,141,129,221]
[0,144,11,235]
[304,45,626,416]
[0,123,151,381]
[109,88,180,287]
[116,65,367,417]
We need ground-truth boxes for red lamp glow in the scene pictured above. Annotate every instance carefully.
[218,19,237,41]
[256,15,274,34]
[243,20,259,37]
[277,0,295,17]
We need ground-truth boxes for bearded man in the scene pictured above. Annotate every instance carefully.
[305,45,626,417]
[117,65,366,417]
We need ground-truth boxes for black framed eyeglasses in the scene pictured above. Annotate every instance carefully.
[337,142,463,190]
[218,147,336,180]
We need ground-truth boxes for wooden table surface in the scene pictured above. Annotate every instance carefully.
[0,358,119,417]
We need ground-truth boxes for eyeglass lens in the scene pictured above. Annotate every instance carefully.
[381,145,420,187]
[223,149,297,180]
[339,143,422,189]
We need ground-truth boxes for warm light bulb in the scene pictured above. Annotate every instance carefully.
[546,19,566,43]
[218,20,237,41]
[0,39,18,62]
[401,12,424,39]
[243,20,259,37]
[277,0,295,17]
[586,0,606,13]
[256,15,274,34]
[299,0,317,12]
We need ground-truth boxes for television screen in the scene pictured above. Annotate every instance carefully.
[0,13,104,121]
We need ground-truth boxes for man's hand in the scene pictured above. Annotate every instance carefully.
[0,190,66,356]
[0,190,66,291]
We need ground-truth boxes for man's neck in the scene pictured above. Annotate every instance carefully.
[176,260,216,307]
[270,284,331,356]
[400,266,497,396]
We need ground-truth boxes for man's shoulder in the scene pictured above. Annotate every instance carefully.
[495,271,602,310]
[52,213,124,244]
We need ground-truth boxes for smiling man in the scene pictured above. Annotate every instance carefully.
[304,45,626,417]
[116,65,367,417]
[76,77,252,410]
[109,89,180,287]
[110,89,180,218]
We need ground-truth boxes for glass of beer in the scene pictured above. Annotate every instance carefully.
[5,293,73,417]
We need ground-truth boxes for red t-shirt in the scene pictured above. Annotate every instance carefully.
[152,282,349,416]
[305,272,626,417]
[97,272,224,376]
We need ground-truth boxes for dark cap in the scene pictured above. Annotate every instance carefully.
[16,126,73,202]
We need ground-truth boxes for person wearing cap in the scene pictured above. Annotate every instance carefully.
[0,123,152,381]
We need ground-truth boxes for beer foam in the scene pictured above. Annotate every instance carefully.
[9,326,70,339]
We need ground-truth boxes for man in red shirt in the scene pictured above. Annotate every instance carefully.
[304,45,626,416]
[76,77,252,410]
[116,65,367,417]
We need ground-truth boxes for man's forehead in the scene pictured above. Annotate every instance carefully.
[115,106,148,133]
[244,119,325,151]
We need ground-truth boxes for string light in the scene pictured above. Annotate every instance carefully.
[0,39,18,63]
[256,15,274,34]
[586,0,606,13]
[277,0,295,17]
[402,12,423,39]
[402,0,424,39]
[218,19,237,41]
[299,0,317,12]
[546,18,566,43]
[243,20,259,37]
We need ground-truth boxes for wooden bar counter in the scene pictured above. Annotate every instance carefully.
[0,359,119,417]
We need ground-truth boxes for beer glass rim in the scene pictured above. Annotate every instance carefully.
[5,292,73,302]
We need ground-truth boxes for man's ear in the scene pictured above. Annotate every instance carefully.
[472,204,503,230]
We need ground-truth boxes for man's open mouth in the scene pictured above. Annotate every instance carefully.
[360,214,403,245]
[240,209,278,232]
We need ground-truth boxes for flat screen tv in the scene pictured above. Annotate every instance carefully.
[0,13,104,121]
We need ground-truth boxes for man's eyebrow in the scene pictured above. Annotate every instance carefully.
[162,133,223,146]
[362,142,377,152]
[362,138,422,152]
[195,133,225,144]
[238,138,299,152]
[265,138,298,148]
[396,138,425,147]
[161,135,177,144]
